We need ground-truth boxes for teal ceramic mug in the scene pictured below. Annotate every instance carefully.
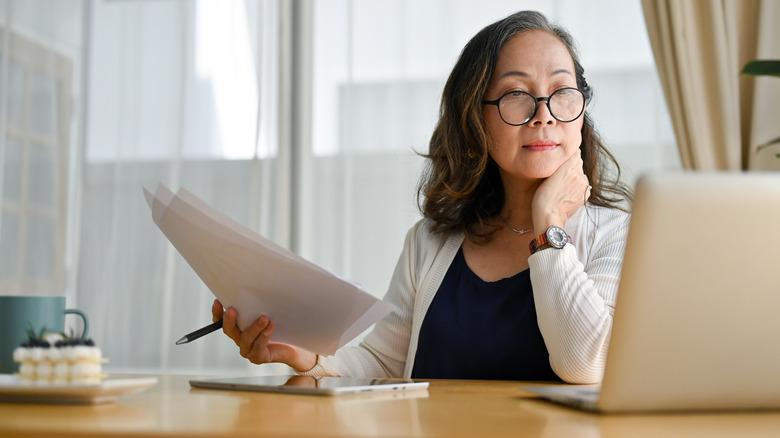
[0,295,89,374]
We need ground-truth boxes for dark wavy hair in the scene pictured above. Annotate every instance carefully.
[417,10,632,241]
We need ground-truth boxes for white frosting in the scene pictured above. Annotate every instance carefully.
[45,348,63,362]
[36,362,54,379]
[53,362,70,377]
[28,348,45,362]
[71,362,101,376]
[70,346,102,361]
[12,347,29,362]
[19,362,36,377]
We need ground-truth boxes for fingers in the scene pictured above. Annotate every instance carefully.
[211,307,307,369]
[239,316,271,358]
[532,153,590,230]
[247,320,276,364]
[544,152,585,193]
[212,299,224,323]
[221,306,243,344]
[563,152,587,185]
[218,308,276,364]
[585,183,593,203]
[559,153,590,200]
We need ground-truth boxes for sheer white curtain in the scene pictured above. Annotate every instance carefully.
[78,0,291,373]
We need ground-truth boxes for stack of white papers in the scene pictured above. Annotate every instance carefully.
[144,185,393,355]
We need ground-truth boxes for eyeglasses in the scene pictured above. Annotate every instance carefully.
[482,87,585,126]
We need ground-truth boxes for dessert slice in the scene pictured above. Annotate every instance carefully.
[13,327,106,384]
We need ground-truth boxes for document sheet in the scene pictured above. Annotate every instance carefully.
[144,184,393,355]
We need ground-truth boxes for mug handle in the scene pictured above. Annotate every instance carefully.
[64,309,89,339]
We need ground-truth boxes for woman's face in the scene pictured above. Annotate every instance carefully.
[483,30,584,183]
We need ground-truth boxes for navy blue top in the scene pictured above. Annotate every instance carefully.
[411,248,560,381]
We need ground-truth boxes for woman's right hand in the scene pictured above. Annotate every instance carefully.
[212,299,318,372]
[531,151,590,235]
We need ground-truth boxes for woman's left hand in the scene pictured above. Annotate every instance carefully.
[212,299,318,372]
[531,151,591,234]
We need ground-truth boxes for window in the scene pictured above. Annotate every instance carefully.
[0,30,71,294]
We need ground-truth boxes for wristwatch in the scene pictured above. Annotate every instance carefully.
[529,226,571,254]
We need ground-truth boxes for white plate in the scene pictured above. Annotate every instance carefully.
[0,374,158,404]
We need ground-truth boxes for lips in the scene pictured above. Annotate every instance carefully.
[523,140,558,150]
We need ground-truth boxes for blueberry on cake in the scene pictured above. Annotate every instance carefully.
[13,327,106,384]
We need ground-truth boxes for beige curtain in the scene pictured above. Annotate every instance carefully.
[642,0,780,170]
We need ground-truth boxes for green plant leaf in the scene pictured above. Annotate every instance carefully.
[756,136,780,153]
[24,322,37,340]
[742,60,780,77]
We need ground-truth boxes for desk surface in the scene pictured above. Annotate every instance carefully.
[1,374,779,438]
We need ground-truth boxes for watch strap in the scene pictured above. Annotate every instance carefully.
[529,228,572,254]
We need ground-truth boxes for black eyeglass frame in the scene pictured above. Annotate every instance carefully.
[482,87,586,126]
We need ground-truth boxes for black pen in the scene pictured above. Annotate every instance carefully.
[175,320,223,345]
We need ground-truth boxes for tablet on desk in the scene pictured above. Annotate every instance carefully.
[189,375,429,396]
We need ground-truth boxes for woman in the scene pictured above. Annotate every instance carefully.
[213,10,632,384]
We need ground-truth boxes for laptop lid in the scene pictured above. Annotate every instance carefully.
[597,171,780,412]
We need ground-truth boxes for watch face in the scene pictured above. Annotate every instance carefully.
[546,226,568,248]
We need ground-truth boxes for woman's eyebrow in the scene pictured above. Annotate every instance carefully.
[499,71,529,79]
[498,68,573,80]
[552,68,573,76]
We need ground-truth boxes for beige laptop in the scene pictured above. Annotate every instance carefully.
[524,171,780,413]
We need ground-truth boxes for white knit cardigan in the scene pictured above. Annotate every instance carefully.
[301,203,631,384]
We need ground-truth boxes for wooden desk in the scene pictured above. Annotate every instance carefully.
[1,374,779,437]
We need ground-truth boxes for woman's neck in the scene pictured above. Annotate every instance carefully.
[499,176,541,228]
